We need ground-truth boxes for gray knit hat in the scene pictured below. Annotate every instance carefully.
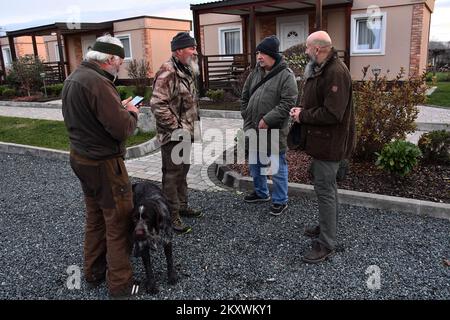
[171,32,197,51]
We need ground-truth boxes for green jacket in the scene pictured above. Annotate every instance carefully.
[241,59,298,153]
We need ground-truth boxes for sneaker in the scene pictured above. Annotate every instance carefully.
[180,208,204,218]
[270,203,288,216]
[304,225,320,238]
[244,192,270,203]
[172,217,192,234]
[302,241,335,264]
[110,280,142,300]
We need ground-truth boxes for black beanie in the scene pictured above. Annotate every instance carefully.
[171,32,197,51]
[256,35,281,61]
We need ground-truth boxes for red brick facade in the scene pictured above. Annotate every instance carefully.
[259,16,276,40]
[409,3,425,76]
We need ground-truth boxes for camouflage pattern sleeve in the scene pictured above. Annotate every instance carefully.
[150,69,180,133]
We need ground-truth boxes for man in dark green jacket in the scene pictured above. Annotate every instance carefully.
[291,31,356,264]
[241,35,298,215]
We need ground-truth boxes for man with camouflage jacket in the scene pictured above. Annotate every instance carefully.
[150,32,202,234]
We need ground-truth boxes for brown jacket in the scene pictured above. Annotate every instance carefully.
[150,56,200,145]
[62,61,138,160]
[299,49,356,161]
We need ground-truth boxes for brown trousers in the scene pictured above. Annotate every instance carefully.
[70,150,133,295]
[161,141,191,219]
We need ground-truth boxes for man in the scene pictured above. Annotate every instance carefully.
[150,32,202,234]
[62,34,140,298]
[290,31,356,264]
[241,35,298,216]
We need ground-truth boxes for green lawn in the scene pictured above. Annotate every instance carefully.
[426,82,450,108]
[0,116,154,151]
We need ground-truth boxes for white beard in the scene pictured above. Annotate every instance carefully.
[304,60,315,79]
[188,56,200,76]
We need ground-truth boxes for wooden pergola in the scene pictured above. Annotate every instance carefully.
[191,0,353,92]
[4,22,113,82]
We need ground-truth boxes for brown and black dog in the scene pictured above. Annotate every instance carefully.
[132,181,177,294]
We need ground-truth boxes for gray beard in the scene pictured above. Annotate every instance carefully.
[304,60,316,79]
[188,56,200,76]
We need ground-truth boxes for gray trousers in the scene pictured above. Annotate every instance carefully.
[310,159,340,250]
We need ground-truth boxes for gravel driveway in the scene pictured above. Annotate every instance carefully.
[0,152,449,300]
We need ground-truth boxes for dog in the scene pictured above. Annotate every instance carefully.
[132,181,177,294]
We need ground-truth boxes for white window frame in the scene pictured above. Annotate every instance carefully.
[218,26,243,59]
[115,34,133,60]
[351,12,387,56]
[2,46,12,68]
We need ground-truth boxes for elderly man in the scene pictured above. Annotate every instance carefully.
[241,35,298,215]
[62,34,140,298]
[150,32,202,235]
[290,31,356,264]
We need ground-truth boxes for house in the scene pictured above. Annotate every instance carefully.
[0,36,48,81]
[0,16,192,84]
[190,0,435,91]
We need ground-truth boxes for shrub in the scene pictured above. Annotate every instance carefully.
[0,85,10,96]
[283,43,308,103]
[375,140,422,177]
[418,130,450,164]
[2,88,17,98]
[354,67,427,160]
[116,86,136,100]
[8,55,45,96]
[43,83,64,97]
[206,89,225,102]
[126,59,151,97]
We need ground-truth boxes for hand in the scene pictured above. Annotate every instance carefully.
[290,107,302,123]
[258,118,268,129]
[122,96,139,114]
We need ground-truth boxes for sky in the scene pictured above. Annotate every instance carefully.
[0,0,449,42]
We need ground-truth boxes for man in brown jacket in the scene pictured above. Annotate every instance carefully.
[291,31,356,264]
[62,35,140,298]
[150,32,202,234]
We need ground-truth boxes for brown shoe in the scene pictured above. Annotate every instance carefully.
[302,241,335,264]
[180,208,204,218]
[172,217,192,234]
[304,225,320,238]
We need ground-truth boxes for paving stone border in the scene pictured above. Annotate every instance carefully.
[213,162,450,221]
[0,137,161,161]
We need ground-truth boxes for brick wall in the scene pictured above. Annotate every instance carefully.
[259,16,276,40]
[409,4,424,76]
[142,29,153,76]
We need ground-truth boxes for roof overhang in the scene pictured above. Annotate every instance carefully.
[191,0,353,15]
[6,22,114,37]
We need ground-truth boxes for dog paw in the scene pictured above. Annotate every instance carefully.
[146,282,159,294]
[168,273,178,285]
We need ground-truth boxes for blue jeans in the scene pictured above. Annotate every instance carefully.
[249,151,288,205]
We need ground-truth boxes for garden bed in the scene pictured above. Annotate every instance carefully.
[229,150,450,204]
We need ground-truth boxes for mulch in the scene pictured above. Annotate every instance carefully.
[228,150,450,204]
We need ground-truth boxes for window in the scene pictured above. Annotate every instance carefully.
[219,27,242,56]
[351,12,386,55]
[116,35,132,60]
[2,47,12,67]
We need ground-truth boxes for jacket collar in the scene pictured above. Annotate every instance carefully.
[81,60,116,83]
[171,56,194,80]
[257,58,287,77]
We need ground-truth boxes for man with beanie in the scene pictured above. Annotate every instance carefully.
[150,31,202,234]
[241,35,298,215]
[290,31,356,264]
[62,34,141,298]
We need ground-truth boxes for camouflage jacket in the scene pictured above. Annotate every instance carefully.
[150,56,200,145]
